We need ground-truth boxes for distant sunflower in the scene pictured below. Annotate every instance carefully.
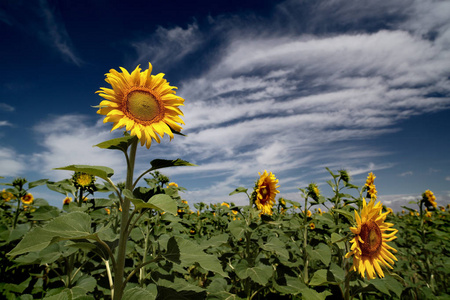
[96,63,185,148]
[21,193,34,205]
[422,190,437,209]
[1,189,14,202]
[72,172,96,193]
[345,198,398,279]
[253,170,280,216]
[364,172,377,200]
[63,197,72,205]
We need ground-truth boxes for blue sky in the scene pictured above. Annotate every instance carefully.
[1,0,450,210]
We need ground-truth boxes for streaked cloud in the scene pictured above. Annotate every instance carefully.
[0,147,26,177]
[0,103,15,112]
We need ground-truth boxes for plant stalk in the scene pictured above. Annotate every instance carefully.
[113,138,138,300]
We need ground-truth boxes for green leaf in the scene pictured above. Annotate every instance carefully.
[332,208,354,223]
[149,158,196,171]
[308,243,331,266]
[301,288,332,300]
[125,189,177,215]
[261,236,289,259]
[165,237,227,277]
[8,212,93,256]
[94,136,137,152]
[54,165,114,181]
[309,269,338,286]
[274,275,308,295]
[123,287,156,300]
[235,260,272,285]
[228,219,246,240]
[331,233,346,250]
[329,262,345,283]
[28,179,49,189]
[229,187,248,196]
[30,206,60,221]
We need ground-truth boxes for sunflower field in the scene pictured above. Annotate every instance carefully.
[1,64,449,300]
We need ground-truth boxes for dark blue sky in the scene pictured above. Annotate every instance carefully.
[1,0,450,210]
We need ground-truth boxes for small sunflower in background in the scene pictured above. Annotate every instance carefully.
[21,193,34,205]
[1,189,14,202]
[168,182,179,188]
[96,63,185,148]
[345,198,398,280]
[364,172,377,200]
[72,172,96,194]
[309,223,316,230]
[63,196,72,205]
[422,190,437,209]
[253,170,280,216]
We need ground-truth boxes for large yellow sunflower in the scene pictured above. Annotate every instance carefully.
[345,198,398,279]
[254,170,280,215]
[21,193,34,205]
[96,63,185,148]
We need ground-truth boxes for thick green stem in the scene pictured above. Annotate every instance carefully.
[77,188,84,207]
[13,196,21,229]
[113,138,138,300]
[303,196,309,284]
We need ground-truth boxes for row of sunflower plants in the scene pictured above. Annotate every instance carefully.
[1,167,449,299]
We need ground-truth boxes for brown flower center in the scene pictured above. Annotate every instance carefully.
[126,89,162,123]
[359,221,382,256]
[259,184,270,204]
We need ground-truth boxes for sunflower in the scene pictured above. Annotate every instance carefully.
[63,197,72,205]
[345,198,398,279]
[364,172,377,200]
[422,190,437,209]
[96,63,185,148]
[168,182,179,188]
[309,223,315,230]
[21,193,34,205]
[253,170,280,216]
[1,189,14,202]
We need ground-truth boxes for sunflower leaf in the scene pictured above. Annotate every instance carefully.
[125,189,177,215]
[149,159,197,171]
[94,136,138,152]
[54,165,114,181]
[229,187,248,196]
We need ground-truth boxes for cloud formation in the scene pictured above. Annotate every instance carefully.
[127,0,450,205]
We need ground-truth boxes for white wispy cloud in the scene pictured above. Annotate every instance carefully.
[0,147,26,177]
[0,121,12,127]
[0,103,15,112]
[30,115,126,181]
[39,0,83,66]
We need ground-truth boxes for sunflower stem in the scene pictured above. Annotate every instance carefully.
[113,138,138,300]
[303,195,309,284]
[13,195,21,229]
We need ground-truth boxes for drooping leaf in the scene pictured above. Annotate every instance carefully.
[273,275,308,295]
[164,237,227,277]
[54,165,114,181]
[235,260,273,285]
[228,219,246,240]
[125,189,177,215]
[28,179,49,189]
[94,136,137,152]
[229,187,248,196]
[8,212,93,256]
[261,236,289,259]
[123,287,157,300]
[149,158,196,171]
[307,243,331,266]
[309,269,338,286]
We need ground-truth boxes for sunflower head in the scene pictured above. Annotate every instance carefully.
[63,197,72,205]
[252,170,280,216]
[309,222,315,230]
[364,172,378,200]
[168,182,179,188]
[72,172,96,193]
[307,183,320,201]
[96,63,185,148]
[422,190,437,209]
[21,193,34,205]
[1,189,14,202]
[345,198,398,280]
[339,169,350,183]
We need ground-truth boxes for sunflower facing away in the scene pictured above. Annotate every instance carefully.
[96,63,185,148]
[254,170,280,216]
[364,172,377,200]
[345,198,398,279]
[422,189,437,209]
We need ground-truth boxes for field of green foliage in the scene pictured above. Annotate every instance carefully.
[1,158,449,299]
